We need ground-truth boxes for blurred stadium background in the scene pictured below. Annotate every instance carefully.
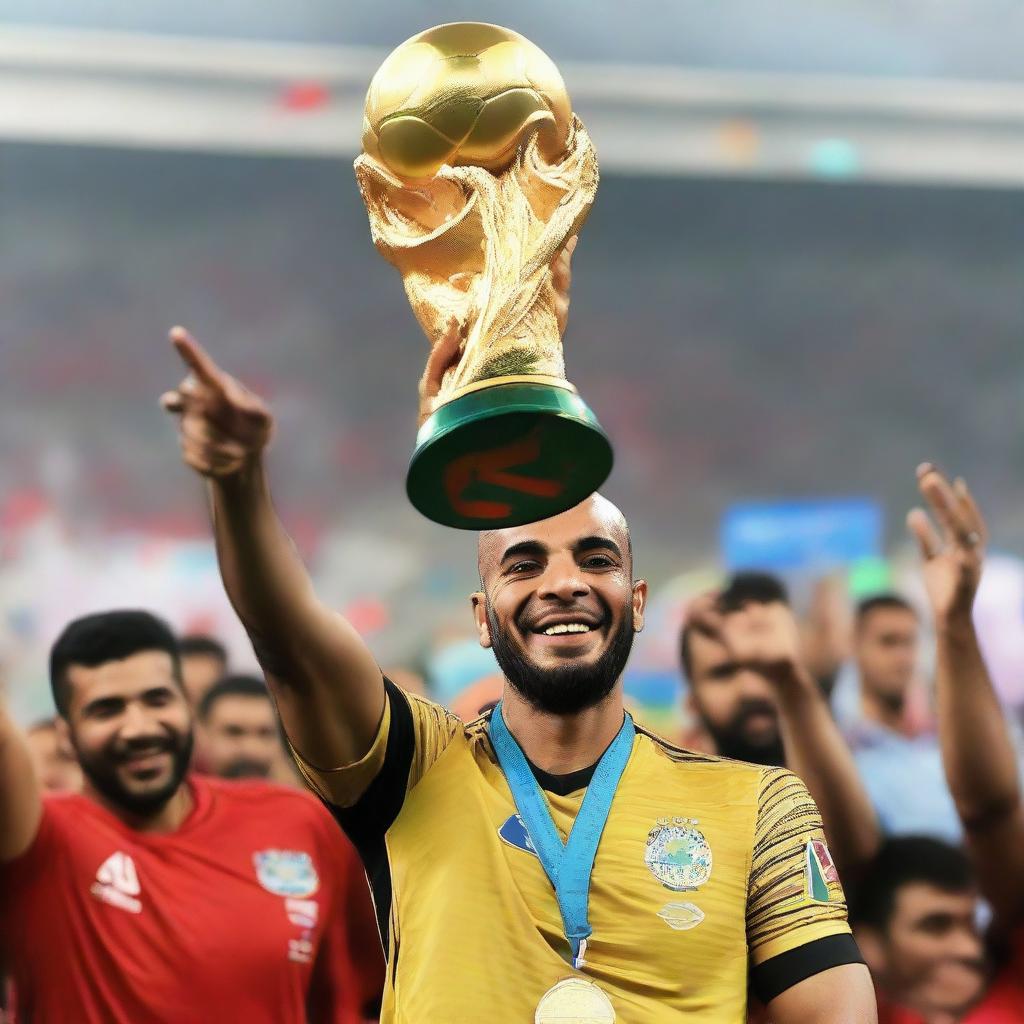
[3,0,1024,728]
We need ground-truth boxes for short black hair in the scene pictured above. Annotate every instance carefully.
[680,571,789,679]
[198,674,271,722]
[849,837,974,932]
[178,634,228,664]
[49,610,181,717]
[855,593,916,630]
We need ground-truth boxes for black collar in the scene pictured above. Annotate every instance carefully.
[526,757,597,796]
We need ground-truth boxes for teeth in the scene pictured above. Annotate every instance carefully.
[543,623,592,636]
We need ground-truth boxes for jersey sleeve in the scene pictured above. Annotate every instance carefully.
[0,798,67,887]
[292,677,461,819]
[746,768,862,1003]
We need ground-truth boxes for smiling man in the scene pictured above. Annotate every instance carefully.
[0,609,381,1024]
[161,308,877,1020]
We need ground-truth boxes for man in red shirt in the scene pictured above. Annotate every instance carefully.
[0,609,381,1023]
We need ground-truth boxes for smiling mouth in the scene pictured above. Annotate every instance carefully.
[539,622,594,636]
[121,750,171,770]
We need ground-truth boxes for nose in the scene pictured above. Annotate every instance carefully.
[536,555,591,602]
[736,669,776,704]
[118,702,164,742]
[949,926,984,963]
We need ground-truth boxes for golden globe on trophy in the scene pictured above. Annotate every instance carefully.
[355,22,613,530]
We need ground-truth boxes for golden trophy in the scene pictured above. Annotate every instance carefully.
[356,22,613,530]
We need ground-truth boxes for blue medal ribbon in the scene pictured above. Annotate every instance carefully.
[489,701,635,970]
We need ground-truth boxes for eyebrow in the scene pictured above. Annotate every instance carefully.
[573,536,623,560]
[498,536,623,565]
[499,540,549,564]
[82,696,125,715]
[82,685,174,714]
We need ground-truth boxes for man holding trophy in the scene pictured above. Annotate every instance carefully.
[162,22,874,1022]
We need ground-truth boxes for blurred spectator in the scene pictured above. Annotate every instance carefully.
[681,572,789,766]
[198,674,282,780]
[850,837,987,1023]
[449,672,503,722]
[24,716,82,793]
[178,633,228,710]
[682,572,880,875]
[382,667,428,698]
[845,595,961,843]
[0,609,376,1023]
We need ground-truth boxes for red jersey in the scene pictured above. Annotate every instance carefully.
[963,927,1024,1023]
[0,775,381,1024]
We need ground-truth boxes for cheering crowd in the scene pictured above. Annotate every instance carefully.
[0,328,1021,1021]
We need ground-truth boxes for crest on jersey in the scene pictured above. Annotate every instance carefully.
[253,850,319,898]
[498,814,538,858]
[644,818,713,891]
[805,839,839,903]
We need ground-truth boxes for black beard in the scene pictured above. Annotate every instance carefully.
[703,699,787,768]
[75,729,194,817]
[218,757,273,780]
[487,597,635,716]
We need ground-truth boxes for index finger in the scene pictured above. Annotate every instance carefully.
[169,326,224,392]
[917,463,971,545]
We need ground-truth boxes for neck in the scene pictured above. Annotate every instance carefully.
[861,687,906,733]
[500,684,626,774]
[85,781,194,834]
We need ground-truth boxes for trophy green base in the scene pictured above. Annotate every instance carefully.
[407,379,614,530]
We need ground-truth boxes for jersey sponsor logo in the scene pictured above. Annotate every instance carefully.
[253,850,319,898]
[805,838,839,903]
[644,818,713,892]
[656,901,705,931]
[91,851,142,914]
[288,937,315,964]
[498,814,539,857]
[285,897,319,930]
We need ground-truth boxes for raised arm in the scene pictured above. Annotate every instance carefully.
[908,463,1024,926]
[161,328,384,771]
[0,701,43,863]
[688,594,881,875]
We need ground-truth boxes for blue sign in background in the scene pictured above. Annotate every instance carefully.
[721,498,882,572]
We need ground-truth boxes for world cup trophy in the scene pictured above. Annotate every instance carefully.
[356,22,613,530]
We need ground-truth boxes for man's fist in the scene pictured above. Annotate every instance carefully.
[161,327,274,478]
[686,591,805,689]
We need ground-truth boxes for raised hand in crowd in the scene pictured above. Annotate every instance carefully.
[686,591,880,875]
[801,574,853,699]
[909,463,1024,930]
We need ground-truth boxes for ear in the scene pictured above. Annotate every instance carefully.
[54,715,73,752]
[471,591,492,649]
[631,579,648,633]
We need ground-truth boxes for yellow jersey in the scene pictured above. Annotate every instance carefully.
[295,681,860,1022]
